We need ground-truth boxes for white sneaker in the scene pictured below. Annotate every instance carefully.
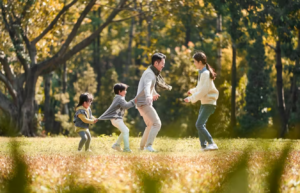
[111,144,122,152]
[145,146,156,152]
[204,144,218,151]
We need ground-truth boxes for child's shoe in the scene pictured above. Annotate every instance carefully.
[123,148,132,153]
[112,144,122,152]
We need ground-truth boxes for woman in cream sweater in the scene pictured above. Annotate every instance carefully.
[184,52,219,151]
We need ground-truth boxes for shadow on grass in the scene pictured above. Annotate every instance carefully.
[267,143,291,193]
[212,142,292,193]
[133,161,170,193]
[3,141,31,193]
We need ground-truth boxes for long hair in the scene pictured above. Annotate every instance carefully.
[76,93,93,108]
[193,52,217,80]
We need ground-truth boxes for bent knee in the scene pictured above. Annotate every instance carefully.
[195,123,205,130]
[153,121,162,129]
[81,137,88,142]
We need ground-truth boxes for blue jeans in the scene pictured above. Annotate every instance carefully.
[196,105,216,148]
[78,130,91,151]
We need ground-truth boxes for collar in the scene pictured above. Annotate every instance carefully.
[150,65,160,76]
[76,105,88,111]
[199,66,207,74]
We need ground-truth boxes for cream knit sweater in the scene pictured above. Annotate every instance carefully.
[187,70,219,105]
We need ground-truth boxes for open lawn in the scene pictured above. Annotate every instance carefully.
[0,137,300,193]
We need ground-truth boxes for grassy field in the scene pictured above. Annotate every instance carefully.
[0,137,300,193]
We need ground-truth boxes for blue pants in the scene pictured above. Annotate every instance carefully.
[196,105,216,148]
[78,130,91,151]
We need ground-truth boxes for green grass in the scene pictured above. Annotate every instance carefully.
[0,137,300,193]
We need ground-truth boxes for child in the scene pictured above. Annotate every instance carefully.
[98,83,136,152]
[184,52,219,151]
[73,93,98,152]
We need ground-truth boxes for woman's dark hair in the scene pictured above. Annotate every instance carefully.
[151,53,166,65]
[76,93,93,108]
[114,83,129,94]
[193,52,217,80]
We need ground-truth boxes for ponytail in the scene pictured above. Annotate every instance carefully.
[193,51,217,80]
[206,63,217,80]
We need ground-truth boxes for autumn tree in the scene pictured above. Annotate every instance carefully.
[0,0,130,136]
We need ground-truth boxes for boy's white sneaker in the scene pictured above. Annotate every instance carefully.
[145,146,156,152]
[204,144,218,151]
[111,144,122,152]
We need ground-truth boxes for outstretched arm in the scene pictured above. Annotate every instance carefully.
[78,114,96,124]
[119,98,135,109]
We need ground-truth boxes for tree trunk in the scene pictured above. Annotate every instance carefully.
[61,63,69,115]
[275,41,288,137]
[216,14,222,79]
[44,73,53,134]
[146,2,152,48]
[285,29,300,137]
[92,8,102,93]
[20,72,38,136]
[124,0,136,81]
[231,41,237,130]
[184,11,192,46]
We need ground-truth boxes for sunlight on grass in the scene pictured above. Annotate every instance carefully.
[0,137,300,192]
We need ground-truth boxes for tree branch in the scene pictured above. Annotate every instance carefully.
[0,72,17,103]
[112,12,145,23]
[0,51,15,83]
[266,43,276,51]
[0,89,17,116]
[0,2,29,74]
[31,0,78,45]
[57,0,96,56]
[35,0,128,75]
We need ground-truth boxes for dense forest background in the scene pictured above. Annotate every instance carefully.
[0,0,300,138]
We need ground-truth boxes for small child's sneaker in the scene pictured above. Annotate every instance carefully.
[85,149,92,152]
[123,148,132,153]
[145,146,156,152]
[112,144,122,152]
[204,144,218,151]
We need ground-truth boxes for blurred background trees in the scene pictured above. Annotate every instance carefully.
[0,0,300,138]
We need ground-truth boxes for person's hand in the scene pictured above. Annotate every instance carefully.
[146,97,153,105]
[134,98,137,103]
[153,94,160,101]
[94,119,98,123]
[184,97,190,103]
